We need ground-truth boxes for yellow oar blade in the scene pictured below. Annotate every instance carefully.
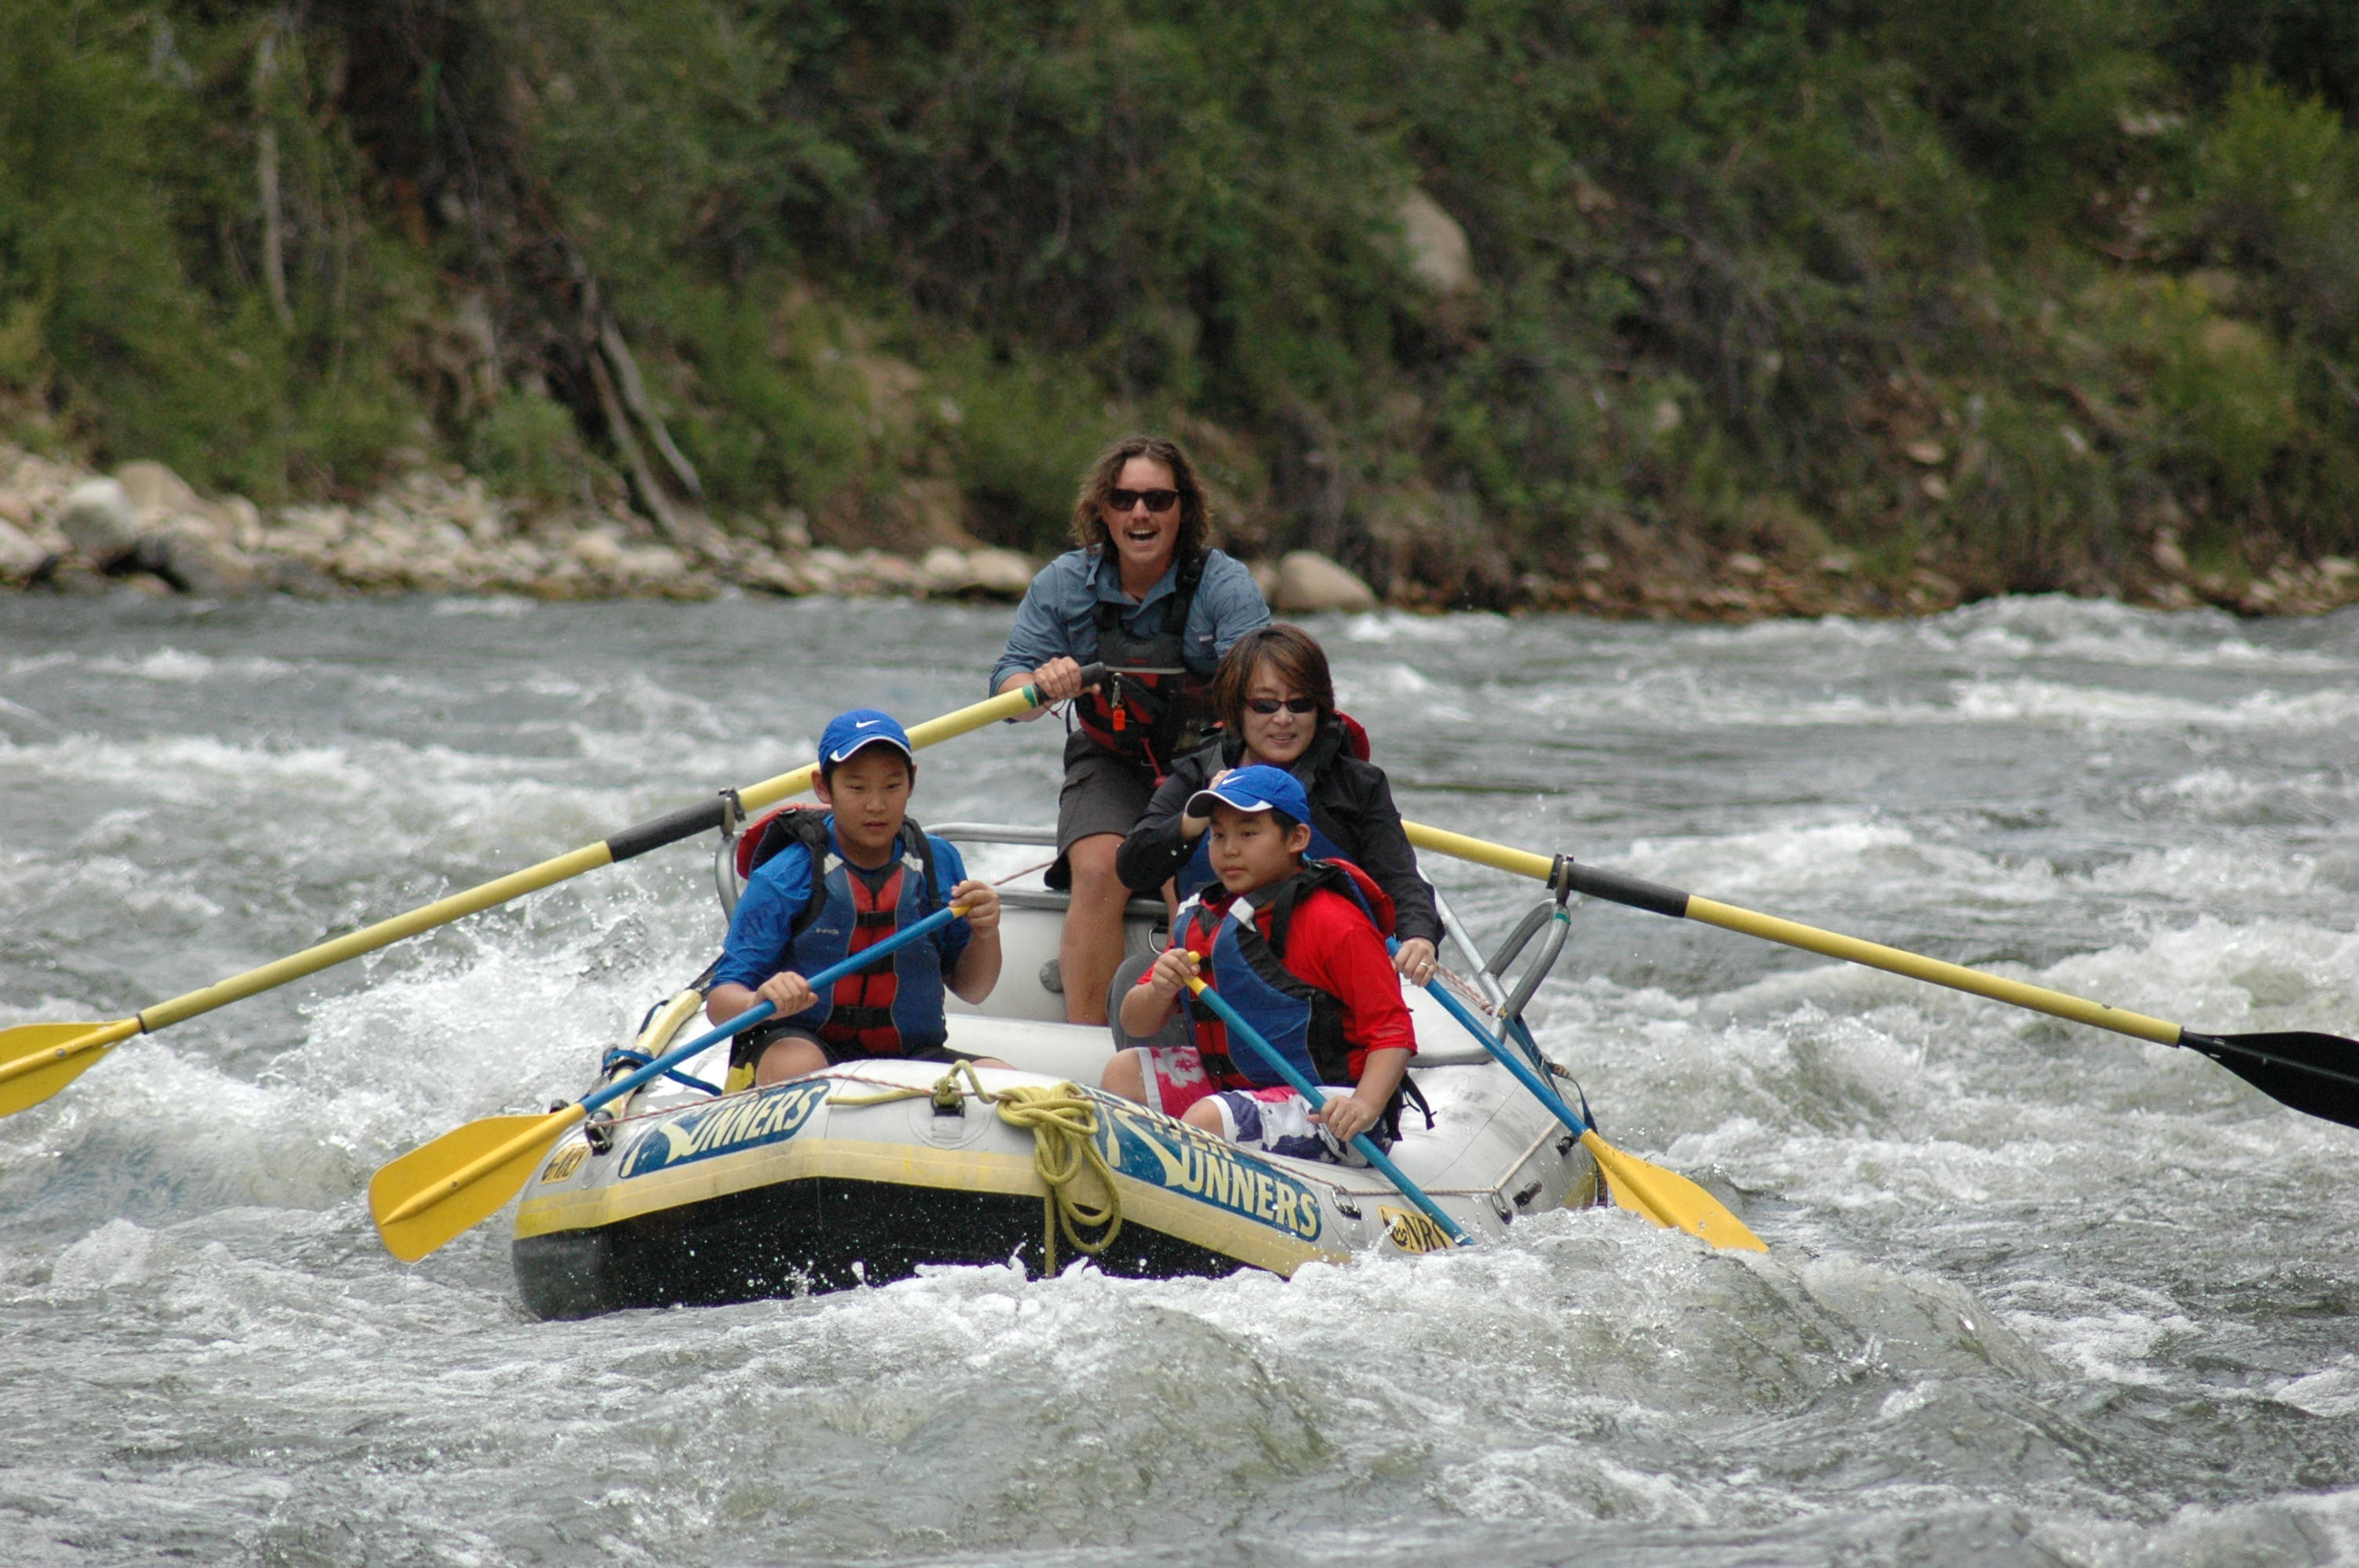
[369,1109,581,1262]
[1583,1131,1765,1252]
[0,1021,141,1116]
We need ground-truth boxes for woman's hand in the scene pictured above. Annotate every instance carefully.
[1180,767,1232,839]
[1029,656,1087,702]
[1147,946,1200,1000]
[949,879,1001,937]
[1314,1092,1381,1145]
[1392,938,1438,986]
[754,970,816,1018]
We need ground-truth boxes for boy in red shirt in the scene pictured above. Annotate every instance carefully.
[1103,765,1415,1163]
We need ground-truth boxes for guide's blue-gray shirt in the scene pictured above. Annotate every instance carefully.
[987,546,1270,695]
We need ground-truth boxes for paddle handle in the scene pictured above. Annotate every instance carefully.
[579,899,974,1116]
[1180,975,1469,1247]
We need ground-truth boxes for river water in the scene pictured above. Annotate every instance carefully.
[2,591,2355,1566]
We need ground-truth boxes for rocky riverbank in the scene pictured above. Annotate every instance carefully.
[2,444,2354,619]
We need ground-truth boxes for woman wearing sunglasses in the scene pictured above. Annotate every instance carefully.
[1115,622,1443,995]
[990,434,1270,1024]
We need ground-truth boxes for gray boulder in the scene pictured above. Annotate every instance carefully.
[144,524,259,597]
[115,459,202,517]
[1273,550,1379,614]
[0,517,45,581]
[965,547,1036,600]
[58,478,138,568]
[1398,189,1474,296]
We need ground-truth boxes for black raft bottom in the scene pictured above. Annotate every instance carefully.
[513,1176,1252,1319]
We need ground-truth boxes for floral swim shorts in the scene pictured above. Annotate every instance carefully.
[1127,1044,1375,1166]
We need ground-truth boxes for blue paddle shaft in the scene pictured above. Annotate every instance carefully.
[1416,967,1593,1140]
[580,902,965,1115]
[1185,978,1469,1246]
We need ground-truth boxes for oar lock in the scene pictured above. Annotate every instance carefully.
[712,788,747,916]
[1486,855,1581,1044]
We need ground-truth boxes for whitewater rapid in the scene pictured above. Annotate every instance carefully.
[2,591,2355,1566]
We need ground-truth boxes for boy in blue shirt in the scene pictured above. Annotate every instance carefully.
[706,710,1002,1087]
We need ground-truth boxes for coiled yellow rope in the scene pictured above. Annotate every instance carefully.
[824,1064,1123,1273]
[987,1080,1123,1273]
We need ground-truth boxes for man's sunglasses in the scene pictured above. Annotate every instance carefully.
[1107,488,1180,514]
[1245,697,1320,716]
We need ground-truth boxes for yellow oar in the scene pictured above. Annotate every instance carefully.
[0,674,1092,1120]
[371,899,972,1261]
[1403,821,2359,1131]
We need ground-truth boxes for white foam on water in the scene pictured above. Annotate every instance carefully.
[2037,1487,2359,1567]
[1339,610,1514,644]
[2134,766,2359,826]
[2,730,389,803]
[86,647,303,683]
[2,648,76,678]
[1953,675,2359,731]
[2274,1362,2359,1419]
[6,593,2356,1566]
[1698,596,2359,677]
[46,1217,157,1294]
[429,594,537,618]
[1618,818,2060,904]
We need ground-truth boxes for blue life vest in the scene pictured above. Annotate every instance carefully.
[1176,859,1394,1089]
[748,810,949,1056]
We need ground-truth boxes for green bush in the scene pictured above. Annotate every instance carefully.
[6,0,2359,579]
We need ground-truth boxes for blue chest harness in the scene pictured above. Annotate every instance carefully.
[1177,862,1378,1089]
[769,820,949,1054]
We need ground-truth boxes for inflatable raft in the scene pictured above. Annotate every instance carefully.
[511,822,1605,1318]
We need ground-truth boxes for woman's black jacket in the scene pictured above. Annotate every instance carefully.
[1114,721,1444,947]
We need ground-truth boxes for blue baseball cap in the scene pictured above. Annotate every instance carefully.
[1187,763,1310,826]
[817,708,915,770]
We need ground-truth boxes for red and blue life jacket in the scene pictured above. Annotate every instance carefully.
[735,806,949,1056]
[1175,858,1397,1090]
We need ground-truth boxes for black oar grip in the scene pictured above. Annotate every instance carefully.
[1076,661,1108,689]
[605,799,730,863]
[1561,861,1692,920]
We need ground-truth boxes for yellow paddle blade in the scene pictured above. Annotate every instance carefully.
[369,1109,581,1262]
[1583,1131,1765,1252]
[0,1021,140,1117]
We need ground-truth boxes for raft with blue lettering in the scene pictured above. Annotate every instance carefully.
[510,822,1608,1319]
